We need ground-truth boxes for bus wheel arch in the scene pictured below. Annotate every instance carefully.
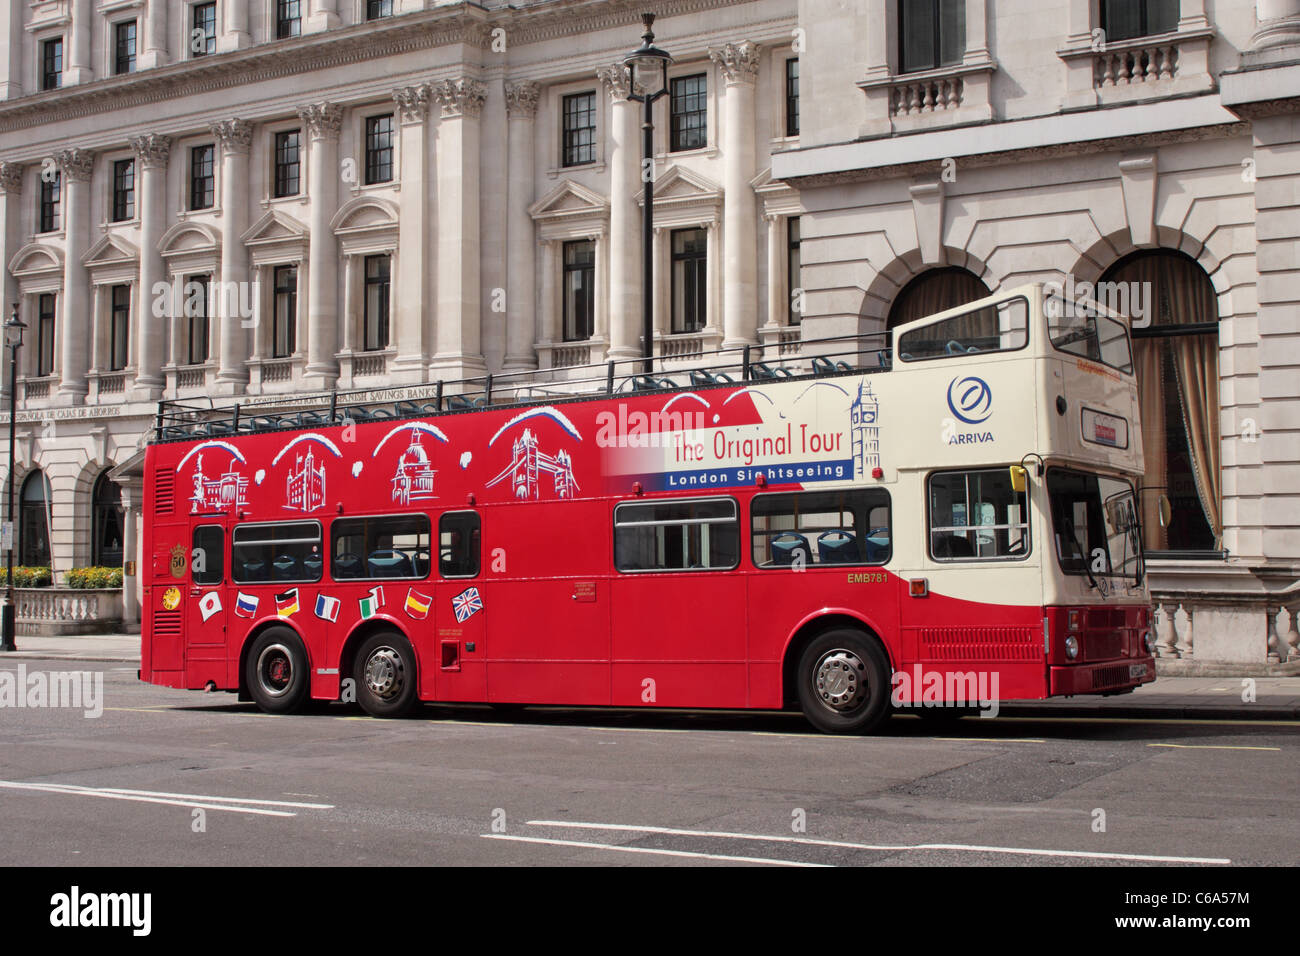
[781,614,895,735]
[240,623,312,715]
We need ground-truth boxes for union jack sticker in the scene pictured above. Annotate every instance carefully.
[452,586,482,623]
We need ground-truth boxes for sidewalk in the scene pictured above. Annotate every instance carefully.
[2,634,1298,720]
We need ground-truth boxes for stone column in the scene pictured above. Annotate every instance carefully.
[710,41,761,349]
[55,148,93,404]
[653,226,669,339]
[598,64,641,363]
[210,119,252,391]
[129,134,170,397]
[705,221,722,336]
[764,213,784,333]
[1254,0,1300,49]
[139,0,169,69]
[391,84,431,380]
[118,478,142,628]
[306,0,340,33]
[89,284,106,374]
[538,239,556,352]
[341,253,358,353]
[298,102,343,390]
[220,0,251,51]
[431,78,487,380]
[0,162,21,397]
[67,0,93,85]
[504,80,540,372]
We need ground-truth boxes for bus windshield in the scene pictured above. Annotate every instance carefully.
[1047,469,1143,586]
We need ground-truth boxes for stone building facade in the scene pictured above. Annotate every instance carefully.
[774,0,1300,668]
[0,0,803,629]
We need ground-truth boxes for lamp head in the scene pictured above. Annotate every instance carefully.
[623,12,673,97]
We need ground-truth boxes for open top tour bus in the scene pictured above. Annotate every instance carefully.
[140,282,1156,734]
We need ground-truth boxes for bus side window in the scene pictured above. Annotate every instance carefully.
[193,525,224,585]
[439,512,480,578]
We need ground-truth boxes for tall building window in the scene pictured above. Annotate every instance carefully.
[1102,250,1219,552]
[37,294,57,377]
[274,130,301,198]
[363,255,391,351]
[190,145,215,210]
[273,265,297,358]
[365,115,394,184]
[38,172,61,233]
[114,20,137,75]
[367,0,394,19]
[42,38,63,90]
[92,472,125,568]
[191,3,217,56]
[277,0,302,39]
[899,0,966,74]
[787,217,802,326]
[1101,0,1179,42]
[562,240,595,342]
[19,471,52,568]
[111,159,135,222]
[109,285,131,371]
[786,58,800,137]
[562,92,596,167]
[671,228,707,333]
[185,275,210,365]
[670,74,707,152]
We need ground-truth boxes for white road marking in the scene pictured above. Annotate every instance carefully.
[1147,743,1280,751]
[0,780,332,817]
[526,821,1232,865]
[481,833,827,867]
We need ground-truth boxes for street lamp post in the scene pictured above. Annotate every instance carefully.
[2,303,26,653]
[624,13,673,375]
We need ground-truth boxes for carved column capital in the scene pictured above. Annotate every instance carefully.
[433,78,487,119]
[505,80,541,118]
[129,133,172,169]
[297,103,344,140]
[709,41,762,84]
[393,84,432,124]
[597,63,634,101]
[209,119,253,153]
[0,162,24,195]
[55,148,95,182]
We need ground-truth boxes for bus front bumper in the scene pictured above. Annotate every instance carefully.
[1049,656,1156,696]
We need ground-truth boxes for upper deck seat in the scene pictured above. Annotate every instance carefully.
[367,549,412,578]
[816,530,861,564]
[332,553,363,579]
[770,533,811,566]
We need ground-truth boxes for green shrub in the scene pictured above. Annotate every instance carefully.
[11,566,53,588]
[65,566,125,589]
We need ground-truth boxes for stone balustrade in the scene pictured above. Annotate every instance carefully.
[15,587,125,636]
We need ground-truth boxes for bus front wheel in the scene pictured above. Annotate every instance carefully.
[246,628,311,715]
[355,631,419,718]
[796,630,891,735]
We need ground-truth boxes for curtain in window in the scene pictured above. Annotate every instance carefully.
[1105,253,1221,549]
[886,267,990,332]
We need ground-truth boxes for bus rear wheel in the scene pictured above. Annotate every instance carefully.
[355,631,419,718]
[796,630,891,735]
[246,628,310,715]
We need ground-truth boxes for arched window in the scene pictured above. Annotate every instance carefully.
[887,266,990,329]
[18,471,52,567]
[1100,251,1220,552]
[93,472,125,567]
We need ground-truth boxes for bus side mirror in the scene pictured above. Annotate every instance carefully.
[1158,494,1172,529]
[1009,465,1028,494]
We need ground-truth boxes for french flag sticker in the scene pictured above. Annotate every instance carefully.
[315,593,340,623]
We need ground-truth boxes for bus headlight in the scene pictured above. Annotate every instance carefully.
[1144,630,1156,654]
[1065,635,1080,660]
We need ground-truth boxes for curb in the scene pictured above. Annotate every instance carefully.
[994,704,1300,721]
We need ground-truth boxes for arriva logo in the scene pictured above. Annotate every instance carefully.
[947,375,993,425]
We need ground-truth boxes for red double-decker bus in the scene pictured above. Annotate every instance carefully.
[141,284,1156,733]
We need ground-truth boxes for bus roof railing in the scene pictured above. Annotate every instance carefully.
[152,328,893,444]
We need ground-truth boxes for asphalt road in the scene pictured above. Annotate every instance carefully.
[1,657,1297,868]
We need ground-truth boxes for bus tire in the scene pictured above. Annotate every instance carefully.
[355,631,419,718]
[246,627,311,715]
[796,629,892,735]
